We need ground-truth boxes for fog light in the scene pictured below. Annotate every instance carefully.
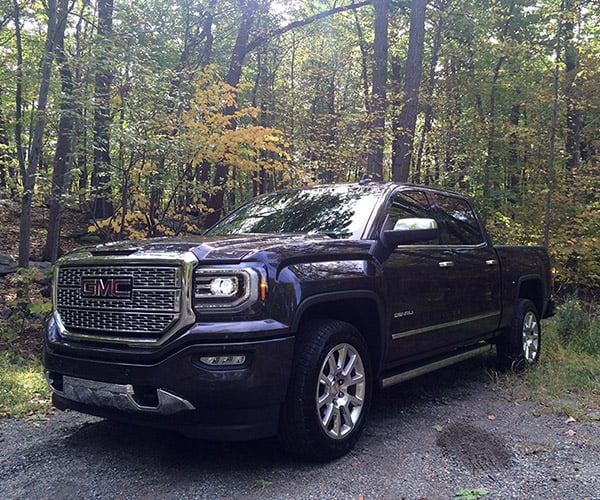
[200,355,246,366]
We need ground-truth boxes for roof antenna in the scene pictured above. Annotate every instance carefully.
[359,174,372,186]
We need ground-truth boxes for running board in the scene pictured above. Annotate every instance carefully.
[381,344,493,389]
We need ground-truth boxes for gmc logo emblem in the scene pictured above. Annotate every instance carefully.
[81,277,133,299]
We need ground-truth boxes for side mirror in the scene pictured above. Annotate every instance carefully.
[380,218,439,248]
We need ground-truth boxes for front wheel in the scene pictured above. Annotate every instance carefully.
[278,320,372,461]
[497,299,541,370]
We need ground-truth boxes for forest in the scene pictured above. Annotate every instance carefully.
[0,0,599,293]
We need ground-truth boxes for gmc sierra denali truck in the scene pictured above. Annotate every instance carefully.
[44,182,554,461]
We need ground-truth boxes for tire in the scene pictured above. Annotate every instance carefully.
[497,299,541,371]
[278,319,372,461]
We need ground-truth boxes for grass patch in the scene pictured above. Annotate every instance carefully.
[498,303,600,420]
[0,350,53,419]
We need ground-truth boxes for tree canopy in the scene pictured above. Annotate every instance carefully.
[1,0,599,291]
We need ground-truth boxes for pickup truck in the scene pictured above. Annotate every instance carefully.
[44,182,554,461]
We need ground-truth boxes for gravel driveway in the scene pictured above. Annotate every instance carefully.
[1,356,598,499]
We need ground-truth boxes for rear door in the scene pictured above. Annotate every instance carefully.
[429,192,502,343]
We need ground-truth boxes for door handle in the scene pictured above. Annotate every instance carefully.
[486,259,498,266]
[438,261,455,268]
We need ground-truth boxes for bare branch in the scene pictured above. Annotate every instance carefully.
[246,0,371,53]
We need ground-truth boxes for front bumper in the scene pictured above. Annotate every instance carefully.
[44,322,295,440]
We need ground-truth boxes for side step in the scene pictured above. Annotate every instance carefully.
[381,344,493,389]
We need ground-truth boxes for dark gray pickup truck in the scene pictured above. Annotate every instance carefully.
[44,182,554,460]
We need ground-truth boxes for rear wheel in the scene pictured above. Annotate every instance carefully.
[278,319,372,461]
[497,299,541,370]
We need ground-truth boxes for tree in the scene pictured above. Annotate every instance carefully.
[366,0,389,180]
[18,0,70,267]
[41,5,79,262]
[391,0,427,182]
[563,0,582,172]
[90,0,114,220]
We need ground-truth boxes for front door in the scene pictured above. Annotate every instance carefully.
[381,190,458,366]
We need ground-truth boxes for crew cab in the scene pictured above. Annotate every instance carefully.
[44,182,554,460]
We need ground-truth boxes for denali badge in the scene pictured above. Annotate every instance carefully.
[81,277,133,299]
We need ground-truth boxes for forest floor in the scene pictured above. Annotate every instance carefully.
[1,202,599,499]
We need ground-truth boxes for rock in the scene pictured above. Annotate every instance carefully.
[78,234,103,244]
[0,254,17,275]
[30,261,53,273]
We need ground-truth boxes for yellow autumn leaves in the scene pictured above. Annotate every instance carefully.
[90,66,292,239]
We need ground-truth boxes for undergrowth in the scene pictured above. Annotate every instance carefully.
[500,298,600,420]
[0,268,53,419]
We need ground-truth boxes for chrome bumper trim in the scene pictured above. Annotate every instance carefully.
[47,372,195,415]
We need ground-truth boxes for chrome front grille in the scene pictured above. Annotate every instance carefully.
[56,265,183,342]
[57,288,180,311]
[58,266,179,288]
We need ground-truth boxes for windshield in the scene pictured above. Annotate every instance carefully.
[206,185,385,239]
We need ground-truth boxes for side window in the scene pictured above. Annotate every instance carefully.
[383,190,438,245]
[432,193,485,246]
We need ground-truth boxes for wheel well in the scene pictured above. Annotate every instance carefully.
[518,279,543,314]
[296,299,383,373]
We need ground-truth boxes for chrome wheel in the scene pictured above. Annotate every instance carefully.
[316,342,366,439]
[522,310,540,363]
[497,299,541,370]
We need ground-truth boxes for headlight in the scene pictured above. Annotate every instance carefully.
[194,267,266,312]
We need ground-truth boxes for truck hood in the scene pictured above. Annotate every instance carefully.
[61,234,373,265]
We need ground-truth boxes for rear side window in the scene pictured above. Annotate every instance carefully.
[431,193,485,246]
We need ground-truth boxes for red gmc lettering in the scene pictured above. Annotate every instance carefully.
[81,278,131,298]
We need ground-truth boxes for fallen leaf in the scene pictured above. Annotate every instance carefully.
[566,416,577,423]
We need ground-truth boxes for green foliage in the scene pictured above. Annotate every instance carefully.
[1,267,52,336]
[553,298,600,356]
[0,351,52,419]
[455,489,491,500]
[550,168,600,290]
[508,309,600,420]
[554,298,589,346]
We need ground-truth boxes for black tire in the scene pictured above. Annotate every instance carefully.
[278,319,372,461]
[497,299,541,371]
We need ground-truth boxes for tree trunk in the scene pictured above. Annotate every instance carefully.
[13,0,25,197]
[545,2,563,249]
[483,1,514,200]
[391,0,427,183]
[366,0,389,180]
[563,0,581,172]
[41,21,78,262]
[0,84,11,191]
[91,0,114,220]
[18,0,68,267]
[353,8,371,114]
[414,5,444,184]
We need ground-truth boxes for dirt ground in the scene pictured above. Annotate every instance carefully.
[1,355,598,499]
